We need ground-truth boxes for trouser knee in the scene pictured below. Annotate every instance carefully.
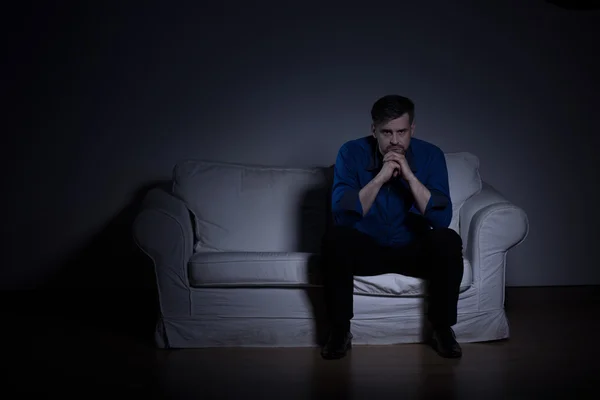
[320,226,360,274]
[428,228,462,253]
[321,225,360,254]
[426,228,464,282]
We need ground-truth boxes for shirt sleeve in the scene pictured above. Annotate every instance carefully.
[422,149,452,229]
[331,144,364,227]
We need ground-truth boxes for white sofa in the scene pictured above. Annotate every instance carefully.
[132,152,529,348]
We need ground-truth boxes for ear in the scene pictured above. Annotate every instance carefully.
[410,122,416,137]
[371,124,376,137]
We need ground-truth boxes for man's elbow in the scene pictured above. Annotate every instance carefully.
[439,212,453,229]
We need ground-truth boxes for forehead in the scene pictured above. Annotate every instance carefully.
[377,115,411,131]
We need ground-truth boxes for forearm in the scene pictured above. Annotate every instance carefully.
[358,177,384,216]
[407,175,431,214]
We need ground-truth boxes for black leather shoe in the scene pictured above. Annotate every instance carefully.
[430,327,462,358]
[321,330,352,360]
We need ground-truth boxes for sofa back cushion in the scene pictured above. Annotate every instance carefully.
[172,152,481,253]
[172,160,330,253]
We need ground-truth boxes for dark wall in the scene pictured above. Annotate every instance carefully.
[3,0,600,290]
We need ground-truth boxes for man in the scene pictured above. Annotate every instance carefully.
[320,94,464,360]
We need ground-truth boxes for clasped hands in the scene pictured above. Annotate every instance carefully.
[377,151,415,184]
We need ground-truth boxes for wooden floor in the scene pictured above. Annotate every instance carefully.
[4,286,600,398]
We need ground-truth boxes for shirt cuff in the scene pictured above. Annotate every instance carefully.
[340,189,364,216]
[425,190,449,212]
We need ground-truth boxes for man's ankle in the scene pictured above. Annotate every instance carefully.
[332,321,350,334]
[432,323,453,332]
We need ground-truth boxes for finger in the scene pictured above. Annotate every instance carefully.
[385,160,401,167]
[384,152,404,163]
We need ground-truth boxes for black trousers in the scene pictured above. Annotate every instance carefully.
[320,225,464,331]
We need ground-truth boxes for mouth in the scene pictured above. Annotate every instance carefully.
[388,147,404,154]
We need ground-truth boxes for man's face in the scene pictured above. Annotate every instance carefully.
[372,113,414,156]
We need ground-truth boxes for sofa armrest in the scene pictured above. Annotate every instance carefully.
[459,182,529,310]
[132,187,194,317]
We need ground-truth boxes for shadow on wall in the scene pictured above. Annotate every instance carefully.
[39,180,172,344]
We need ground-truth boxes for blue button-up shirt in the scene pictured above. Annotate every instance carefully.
[331,135,452,248]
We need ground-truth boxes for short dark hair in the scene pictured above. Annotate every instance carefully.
[371,95,415,127]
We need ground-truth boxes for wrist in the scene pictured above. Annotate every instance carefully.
[405,173,418,185]
[373,173,386,187]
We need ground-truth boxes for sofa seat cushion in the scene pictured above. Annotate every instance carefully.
[188,252,322,287]
[188,252,472,296]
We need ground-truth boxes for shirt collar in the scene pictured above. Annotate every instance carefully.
[366,136,418,173]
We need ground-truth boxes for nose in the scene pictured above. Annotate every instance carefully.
[391,133,399,144]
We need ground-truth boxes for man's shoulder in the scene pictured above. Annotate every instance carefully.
[411,137,444,157]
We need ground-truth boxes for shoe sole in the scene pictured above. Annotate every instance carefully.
[430,338,462,359]
[320,341,352,360]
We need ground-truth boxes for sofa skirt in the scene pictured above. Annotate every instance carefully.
[154,285,509,348]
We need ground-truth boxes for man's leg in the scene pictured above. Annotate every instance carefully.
[320,225,386,359]
[319,225,464,359]
[365,227,464,358]
[413,227,465,358]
